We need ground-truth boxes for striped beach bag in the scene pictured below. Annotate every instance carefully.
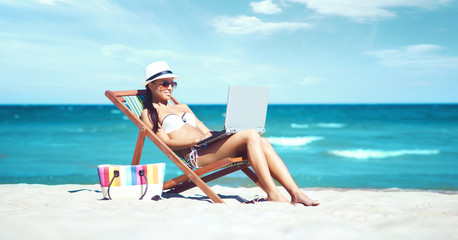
[97,163,165,200]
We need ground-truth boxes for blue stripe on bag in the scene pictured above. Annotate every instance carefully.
[123,166,131,186]
[130,165,137,185]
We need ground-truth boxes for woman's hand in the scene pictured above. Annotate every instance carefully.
[194,131,213,145]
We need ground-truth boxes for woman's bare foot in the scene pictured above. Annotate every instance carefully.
[267,193,290,203]
[291,191,320,206]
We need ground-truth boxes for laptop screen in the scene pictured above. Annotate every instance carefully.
[224,86,270,131]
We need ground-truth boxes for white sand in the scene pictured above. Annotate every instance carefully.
[0,184,457,240]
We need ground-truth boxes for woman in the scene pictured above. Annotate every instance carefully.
[140,61,319,206]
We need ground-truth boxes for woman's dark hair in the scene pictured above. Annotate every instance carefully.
[144,86,159,133]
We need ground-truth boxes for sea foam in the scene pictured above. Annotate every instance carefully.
[315,123,345,128]
[290,123,310,129]
[291,123,345,129]
[110,109,121,115]
[267,136,323,146]
[329,149,440,159]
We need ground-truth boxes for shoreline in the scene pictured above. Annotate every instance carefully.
[1,184,457,240]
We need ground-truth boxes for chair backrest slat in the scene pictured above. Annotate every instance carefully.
[123,95,146,118]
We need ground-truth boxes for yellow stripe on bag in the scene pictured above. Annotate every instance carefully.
[152,164,159,184]
[146,164,158,184]
[110,166,121,187]
[108,167,115,186]
[146,164,152,184]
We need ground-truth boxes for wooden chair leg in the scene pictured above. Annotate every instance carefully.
[163,158,233,190]
[167,164,251,194]
[241,167,265,192]
[187,175,225,203]
[131,128,147,165]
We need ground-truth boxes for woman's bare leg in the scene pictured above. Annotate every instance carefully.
[197,130,289,203]
[260,138,320,206]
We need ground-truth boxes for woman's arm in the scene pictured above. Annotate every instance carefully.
[141,109,154,129]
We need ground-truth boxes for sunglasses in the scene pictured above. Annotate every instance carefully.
[157,80,178,89]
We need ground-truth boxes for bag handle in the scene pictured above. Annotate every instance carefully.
[106,169,148,200]
[106,170,120,200]
[138,169,148,200]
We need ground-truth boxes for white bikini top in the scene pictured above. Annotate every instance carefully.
[161,112,196,134]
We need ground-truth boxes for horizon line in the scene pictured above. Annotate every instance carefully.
[1,102,458,106]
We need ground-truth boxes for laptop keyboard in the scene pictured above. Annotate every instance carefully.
[197,129,226,146]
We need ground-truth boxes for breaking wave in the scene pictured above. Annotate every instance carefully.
[110,109,121,115]
[267,136,323,146]
[291,123,345,129]
[329,149,440,159]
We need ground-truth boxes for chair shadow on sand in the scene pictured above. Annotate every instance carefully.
[162,191,268,204]
[161,191,249,203]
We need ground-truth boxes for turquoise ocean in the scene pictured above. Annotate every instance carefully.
[1,104,457,190]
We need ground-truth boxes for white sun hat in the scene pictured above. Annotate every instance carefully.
[143,61,180,87]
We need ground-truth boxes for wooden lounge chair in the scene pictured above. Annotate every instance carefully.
[105,89,264,203]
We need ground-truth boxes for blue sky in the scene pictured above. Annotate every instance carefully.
[1,0,457,104]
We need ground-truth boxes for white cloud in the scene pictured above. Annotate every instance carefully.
[250,0,283,14]
[299,76,325,86]
[366,44,458,68]
[1,0,157,39]
[288,0,452,22]
[100,44,184,66]
[213,15,311,35]
[0,0,71,8]
[35,0,71,6]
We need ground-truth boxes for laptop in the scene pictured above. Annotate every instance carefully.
[196,85,270,147]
